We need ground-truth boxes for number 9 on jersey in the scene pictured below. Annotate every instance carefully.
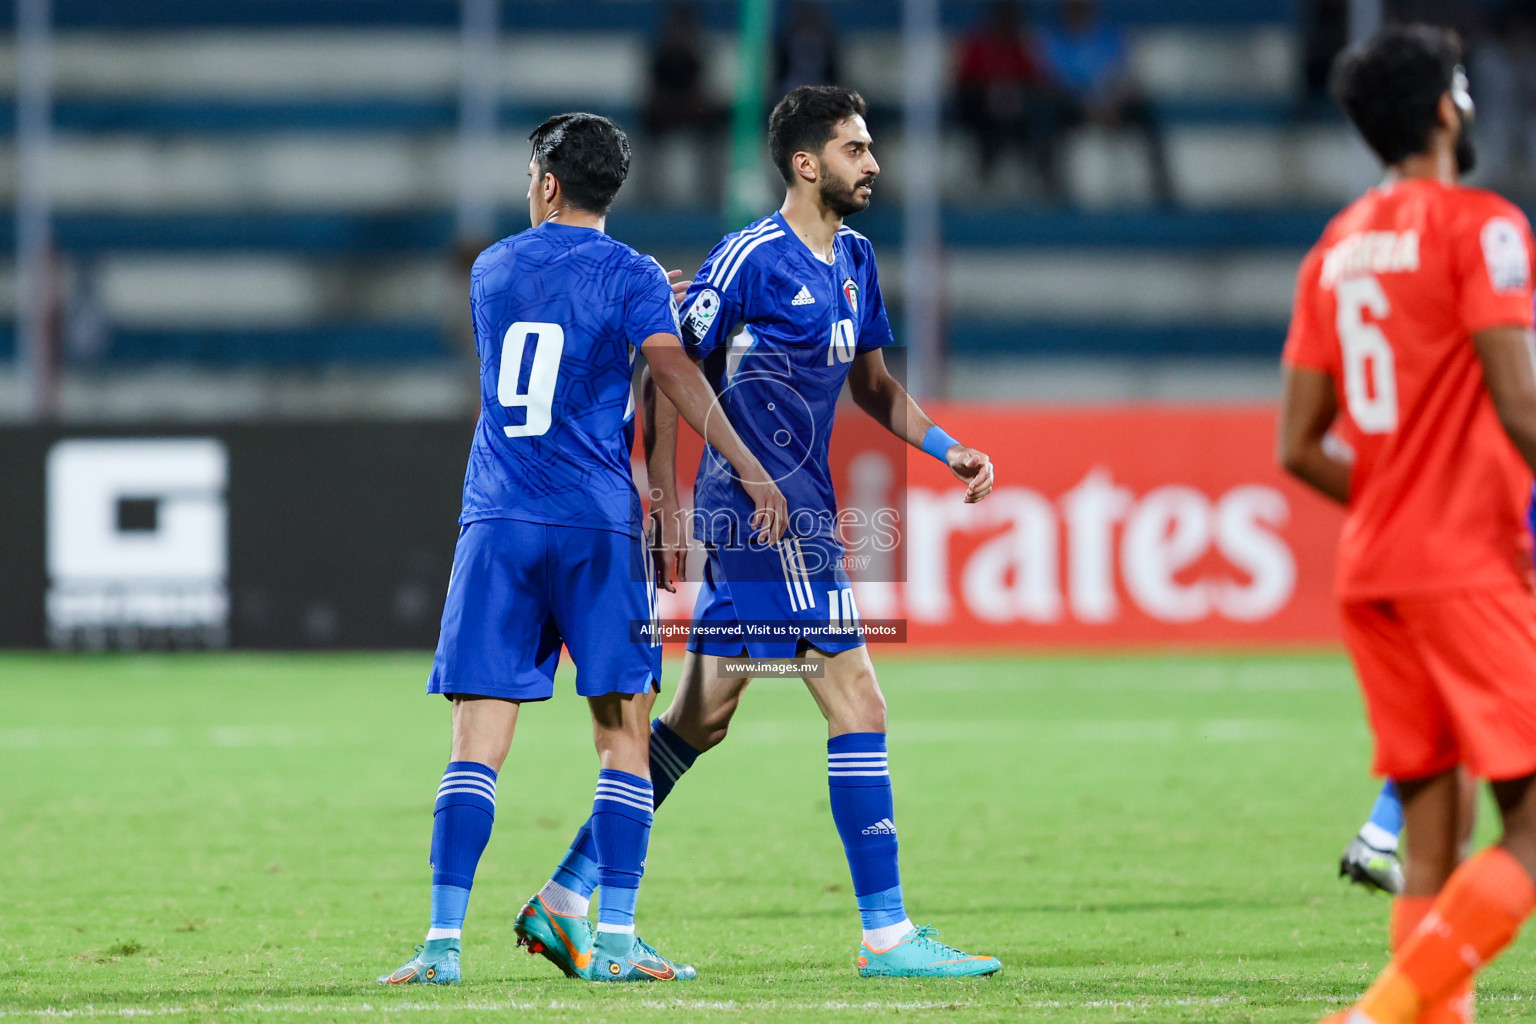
[498,321,565,438]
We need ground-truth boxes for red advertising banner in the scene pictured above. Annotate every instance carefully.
[649,403,1345,648]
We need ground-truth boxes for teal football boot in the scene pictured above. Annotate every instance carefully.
[514,893,594,979]
[377,939,461,985]
[857,925,1001,978]
[586,932,697,983]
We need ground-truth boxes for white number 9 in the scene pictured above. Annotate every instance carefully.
[498,321,565,438]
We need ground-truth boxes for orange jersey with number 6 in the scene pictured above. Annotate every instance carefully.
[1283,177,1536,599]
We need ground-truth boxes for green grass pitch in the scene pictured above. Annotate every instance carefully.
[5,651,1536,1022]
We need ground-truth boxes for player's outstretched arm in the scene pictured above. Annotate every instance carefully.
[638,364,686,592]
[847,349,994,503]
[1277,364,1350,504]
[641,333,789,543]
[1475,325,1536,473]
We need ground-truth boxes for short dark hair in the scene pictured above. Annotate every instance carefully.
[1330,24,1462,166]
[528,112,631,214]
[768,86,868,184]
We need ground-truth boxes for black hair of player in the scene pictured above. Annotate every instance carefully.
[768,86,869,184]
[1329,24,1464,167]
[528,113,631,214]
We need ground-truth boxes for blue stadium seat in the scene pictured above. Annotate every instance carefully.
[105,323,452,366]
[4,208,1337,256]
[6,0,1298,31]
[948,322,1284,358]
[0,97,1324,137]
[0,0,1326,369]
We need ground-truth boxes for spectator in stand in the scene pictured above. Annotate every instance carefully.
[1469,1,1536,190]
[1301,0,1350,102]
[1037,0,1176,206]
[954,2,1062,199]
[642,3,727,206]
[1385,0,1482,32]
[774,3,842,97]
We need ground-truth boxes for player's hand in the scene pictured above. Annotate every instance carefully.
[666,269,692,305]
[648,495,688,593]
[946,445,995,503]
[741,477,789,544]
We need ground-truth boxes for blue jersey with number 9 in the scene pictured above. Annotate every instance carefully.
[459,222,679,538]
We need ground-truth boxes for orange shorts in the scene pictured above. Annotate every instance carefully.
[1341,584,1536,781]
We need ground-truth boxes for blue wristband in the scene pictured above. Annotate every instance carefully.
[921,425,960,463]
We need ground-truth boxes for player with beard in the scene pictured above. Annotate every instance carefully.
[1278,25,1536,1024]
[1334,56,1506,892]
[511,86,1003,979]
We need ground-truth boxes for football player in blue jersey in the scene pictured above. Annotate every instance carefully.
[377,112,786,987]
[515,87,1002,980]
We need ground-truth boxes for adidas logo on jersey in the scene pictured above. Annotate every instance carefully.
[791,285,815,305]
[861,817,897,835]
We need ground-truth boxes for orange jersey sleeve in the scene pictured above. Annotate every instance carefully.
[1282,246,1335,374]
[1452,194,1536,335]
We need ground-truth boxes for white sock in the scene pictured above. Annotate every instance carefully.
[595,922,635,935]
[1360,822,1399,853]
[537,879,591,918]
[862,918,914,951]
[425,927,461,941]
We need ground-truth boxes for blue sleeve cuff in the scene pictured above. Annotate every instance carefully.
[921,426,960,463]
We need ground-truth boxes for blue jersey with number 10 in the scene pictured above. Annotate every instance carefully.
[458,221,679,538]
[677,212,895,542]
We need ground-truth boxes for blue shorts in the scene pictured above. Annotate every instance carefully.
[427,518,661,701]
[686,535,865,659]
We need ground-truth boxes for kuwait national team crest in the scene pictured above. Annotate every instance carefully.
[842,278,859,314]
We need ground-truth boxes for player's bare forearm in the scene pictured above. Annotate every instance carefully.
[1475,326,1536,474]
[847,349,934,446]
[1277,365,1350,504]
[1283,445,1351,504]
[848,349,995,502]
[646,265,691,503]
[641,333,787,541]
[639,364,680,504]
[638,363,687,591]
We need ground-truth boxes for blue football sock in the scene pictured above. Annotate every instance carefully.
[546,720,696,907]
[1362,780,1403,851]
[550,821,600,903]
[426,760,496,941]
[590,769,653,935]
[649,719,700,808]
[827,733,910,939]
[427,885,469,949]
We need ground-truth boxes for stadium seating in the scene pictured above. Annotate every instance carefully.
[0,0,1357,376]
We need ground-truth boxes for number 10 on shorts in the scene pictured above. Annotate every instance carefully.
[828,586,860,632]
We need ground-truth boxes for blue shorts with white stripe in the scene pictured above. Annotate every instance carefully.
[427,518,662,701]
[686,536,866,660]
